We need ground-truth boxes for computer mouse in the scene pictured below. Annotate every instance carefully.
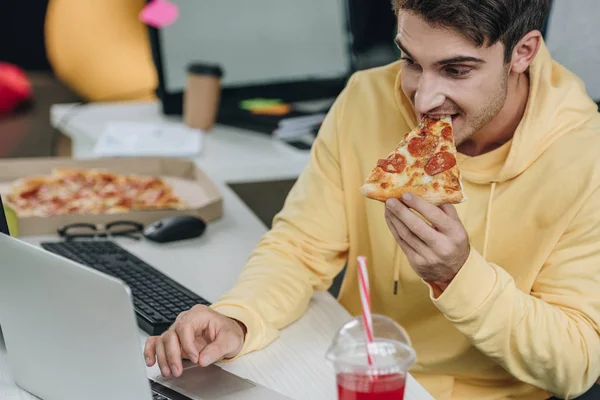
[143,215,207,243]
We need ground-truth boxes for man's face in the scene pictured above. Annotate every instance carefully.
[397,12,510,145]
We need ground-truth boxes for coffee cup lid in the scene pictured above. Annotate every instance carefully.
[187,63,224,77]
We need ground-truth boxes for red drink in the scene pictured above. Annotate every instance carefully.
[326,316,416,400]
[337,372,406,400]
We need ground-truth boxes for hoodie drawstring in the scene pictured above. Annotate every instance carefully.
[393,259,400,295]
[483,182,497,260]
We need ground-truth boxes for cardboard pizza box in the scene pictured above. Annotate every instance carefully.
[0,157,223,237]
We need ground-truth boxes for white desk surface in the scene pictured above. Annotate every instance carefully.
[50,101,312,184]
[0,101,434,400]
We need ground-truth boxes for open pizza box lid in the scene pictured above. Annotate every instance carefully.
[0,157,223,237]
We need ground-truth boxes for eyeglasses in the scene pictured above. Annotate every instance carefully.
[58,221,145,241]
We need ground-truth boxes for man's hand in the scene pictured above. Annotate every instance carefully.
[144,305,246,378]
[385,193,470,290]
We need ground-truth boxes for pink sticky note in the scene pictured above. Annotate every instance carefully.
[140,0,180,29]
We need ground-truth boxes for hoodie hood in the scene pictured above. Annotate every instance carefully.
[395,41,599,185]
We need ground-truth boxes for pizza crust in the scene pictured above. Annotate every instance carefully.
[360,182,464,206]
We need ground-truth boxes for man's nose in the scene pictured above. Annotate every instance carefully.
[414,75,446,116]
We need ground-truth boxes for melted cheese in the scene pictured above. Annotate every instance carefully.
[395,118,456,190]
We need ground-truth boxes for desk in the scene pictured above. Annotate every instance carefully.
[0,101,434,400]
[50,101,313,183]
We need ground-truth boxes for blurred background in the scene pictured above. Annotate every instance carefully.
[0,0,598,158]
[0,0,402,158]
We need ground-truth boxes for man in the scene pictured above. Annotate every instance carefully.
[145,1,600,398]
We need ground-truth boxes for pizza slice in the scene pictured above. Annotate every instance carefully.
[360,115,465,206]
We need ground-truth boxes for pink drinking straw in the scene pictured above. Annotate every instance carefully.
[357,256,375,367]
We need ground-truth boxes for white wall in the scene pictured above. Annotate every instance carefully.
[545,0,600,101]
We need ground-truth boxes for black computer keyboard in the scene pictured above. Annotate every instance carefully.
[41,240,211,336]
[153,392,170,400]
[151,380,191,400]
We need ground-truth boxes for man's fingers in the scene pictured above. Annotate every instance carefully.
[163,331,183,377]
[439,203,460,221]
[386,198,442,244]
[386,218,417,259]
[175,322,201,365]
[148,307,247,375]
[385,212,429,267]
[385,210,422,258]
[144,336,157,367]
[399,193,453,232]
[385,207,428,254]
[155,337,171,377]
[199,332,240,367]
[438,204,468,245]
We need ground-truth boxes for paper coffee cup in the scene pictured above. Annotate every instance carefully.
[183,63,224,131]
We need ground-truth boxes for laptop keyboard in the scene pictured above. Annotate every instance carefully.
[153,392,171,400]
[41,240,212,335]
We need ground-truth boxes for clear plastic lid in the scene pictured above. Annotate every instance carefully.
[326,314,416,375]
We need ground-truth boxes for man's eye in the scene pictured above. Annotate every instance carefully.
[446,67,471,77]
[400,58,421,70]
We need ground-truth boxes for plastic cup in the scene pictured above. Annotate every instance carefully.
[326,314,416,400]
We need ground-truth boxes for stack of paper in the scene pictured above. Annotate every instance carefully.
[93,122,203,158]
[272,113,326,140]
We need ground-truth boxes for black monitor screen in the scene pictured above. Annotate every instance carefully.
[0,195,10,235]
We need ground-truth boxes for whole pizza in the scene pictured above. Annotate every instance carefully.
[4,168,186,217]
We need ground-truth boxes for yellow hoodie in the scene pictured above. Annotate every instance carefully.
[212,42,600,399]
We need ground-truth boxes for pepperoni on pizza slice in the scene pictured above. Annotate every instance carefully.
[360,116,465,206]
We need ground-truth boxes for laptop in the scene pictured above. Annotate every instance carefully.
[0,195,290,400]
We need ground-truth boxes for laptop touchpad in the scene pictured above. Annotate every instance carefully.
[153,364,256,400]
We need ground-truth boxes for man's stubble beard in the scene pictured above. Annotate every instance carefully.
[455,67,510,147]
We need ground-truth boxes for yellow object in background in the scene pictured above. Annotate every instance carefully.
[3,205,18,237]
[240,98,292,116]
[45,0,157,102]
[250,104,291,116]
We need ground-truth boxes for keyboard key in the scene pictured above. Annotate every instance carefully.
[165,312,177,320]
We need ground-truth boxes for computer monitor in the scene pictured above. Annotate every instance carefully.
[149,0,353,114]
[0,195,10,236]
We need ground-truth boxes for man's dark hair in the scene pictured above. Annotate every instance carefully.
[392,0,551,63]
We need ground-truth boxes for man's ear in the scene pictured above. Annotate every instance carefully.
[509,31,543,74]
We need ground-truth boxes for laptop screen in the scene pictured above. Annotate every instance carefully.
[0,195,11,235]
